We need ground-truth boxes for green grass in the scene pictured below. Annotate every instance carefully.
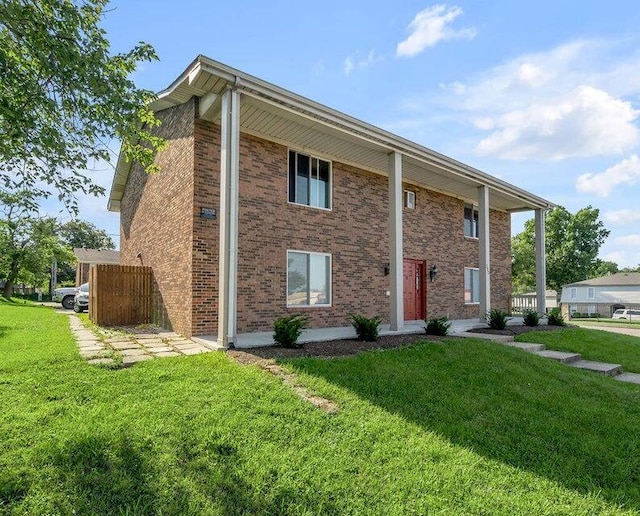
[516,327,640,373]
[1,302,640,514]
[572,318,640,328]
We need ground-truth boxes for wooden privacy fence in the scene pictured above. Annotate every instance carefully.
[89,264,153,327]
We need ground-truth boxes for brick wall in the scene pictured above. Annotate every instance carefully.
[192,126,513,334]
[119,100,196,336]
[122,104,513,337]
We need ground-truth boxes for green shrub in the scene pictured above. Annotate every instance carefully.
[425,317,451,336]
[273,314,309,348]
[522,309,540,327]
[487,309,509,330]
[547,307,565,326]
[590,313,601,319]
[349,314,382,342]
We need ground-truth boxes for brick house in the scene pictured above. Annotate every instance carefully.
[108,56,552,347]
[73,248,120,286]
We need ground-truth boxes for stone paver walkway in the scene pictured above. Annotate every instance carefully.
[67,314,218,367]
[460,330,640,385]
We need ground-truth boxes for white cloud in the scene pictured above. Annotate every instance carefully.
[614,234,640,246]
[343,49,384,76]
[576,154,640,197]
[476,86,639,160]
[396,5,476,58]
[602,209,640,226]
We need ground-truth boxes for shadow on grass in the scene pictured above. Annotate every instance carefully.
[19,425,337,515]
[285,339,640,510]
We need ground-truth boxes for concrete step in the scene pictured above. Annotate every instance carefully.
[569,360,623,377]
[614,372,640,384]
[504,341,546,353]
[456,332,515,343]
[533,350,582,364]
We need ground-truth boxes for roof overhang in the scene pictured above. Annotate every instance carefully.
[108,55,554,213]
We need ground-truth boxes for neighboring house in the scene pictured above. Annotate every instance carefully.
[73,248,120,285]
[560,272,640,318]
[107,56,552,346]
[512,290,558,313]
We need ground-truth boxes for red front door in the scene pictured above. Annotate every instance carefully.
[403,259,425,321]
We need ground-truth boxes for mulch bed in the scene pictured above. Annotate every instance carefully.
[227,324,573,366]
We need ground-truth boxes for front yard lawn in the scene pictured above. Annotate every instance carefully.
[515,327,640,373]
[1,300,640,514]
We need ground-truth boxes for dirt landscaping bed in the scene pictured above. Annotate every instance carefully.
[470,324,574,336]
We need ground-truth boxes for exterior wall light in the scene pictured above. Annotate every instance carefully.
[429,264,439,282]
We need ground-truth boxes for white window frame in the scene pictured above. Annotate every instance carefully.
[464,204,479,239]
[286,250,332,307]
[404,190,415,209]
[570,287,577,299]
[587,304,597,315]
[464,267,480,304]
[588,287,595,299]
[570,304,578,315]
[287,150,332,210]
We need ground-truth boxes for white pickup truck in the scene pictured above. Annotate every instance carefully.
[52,286,78,310]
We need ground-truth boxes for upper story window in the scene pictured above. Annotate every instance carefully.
[588,287,595,299]
[570,287,577,299]
[464,204,478,238]
[288,150,331,209]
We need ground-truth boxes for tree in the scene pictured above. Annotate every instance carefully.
[55,219,115,284]
[0,0,166,212]
[0,192,73,298]
[58,219,115,250]
[589,259,618,278]
[512,206,610,293]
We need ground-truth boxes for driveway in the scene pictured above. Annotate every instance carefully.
[583,325,640,338]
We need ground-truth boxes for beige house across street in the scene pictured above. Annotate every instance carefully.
[108,56,553,347]
[561,272,640,318]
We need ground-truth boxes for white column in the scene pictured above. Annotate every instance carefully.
[388,151,404,331]
[478,185,491,320]
[217,88,241,347]
[535,208,547,315]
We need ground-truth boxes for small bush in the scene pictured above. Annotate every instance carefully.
[487,309,509,330]
[590,313,601,319]
[349,314,382,342]
[522,309,540,327]
[425,317,451,336]
[273,314,309,348]
[547,307,565,326]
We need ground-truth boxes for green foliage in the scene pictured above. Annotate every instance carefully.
[58,220,115,251]
[512,206,610,293]
[424,317,451,336]
[273,314,308,348]
[349,314,381,342]
[486,309,509,330]
[0,0,166,213]
[590,313,601,319]
[522,309,540,327]
[0,193,74,298]
[547,307,565,326]
[589,259,618,278]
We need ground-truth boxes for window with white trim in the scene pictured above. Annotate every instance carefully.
[588,287,595,299]
[570,287,577,299]
[464,204,479,238]
[570,305,577,315]
[288,150,331,209]
[287,251,331,306]
[588,304,597,315]
[464,267,480,304]
[404,190,415,209]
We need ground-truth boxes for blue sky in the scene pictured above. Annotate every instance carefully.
[59,1,640,267]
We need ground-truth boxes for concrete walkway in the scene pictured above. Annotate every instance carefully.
[578,325,640,338]
[67,314,220,367]
[460,330,640,385]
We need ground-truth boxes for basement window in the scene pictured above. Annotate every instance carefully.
[288,150,331,209]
